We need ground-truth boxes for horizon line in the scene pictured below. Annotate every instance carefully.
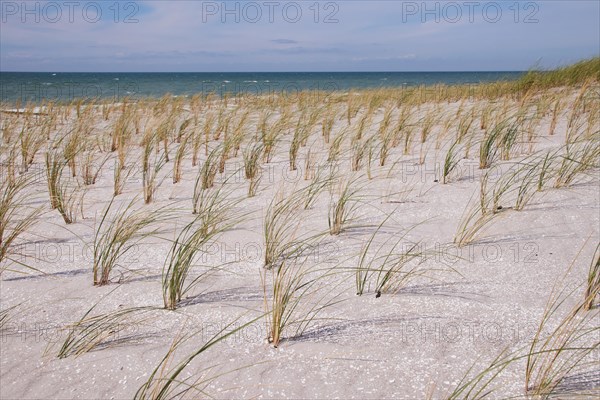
[1,70,527,74]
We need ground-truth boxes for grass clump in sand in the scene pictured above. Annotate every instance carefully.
[0,173,42,269]
[93,198,163,286]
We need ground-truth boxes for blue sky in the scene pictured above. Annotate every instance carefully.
[0,1,598,72]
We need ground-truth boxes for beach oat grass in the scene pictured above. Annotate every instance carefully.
[93,198,164,286]
[162,215,229,310]
[454,189,503,248]
[242,141,264,197]
[196,145,221,190]
[479,119,509,169]
[300,164,337,210]
[172,131,191,184]
[328,177,363,236]
[355,216,439,297]
[447,257,599,399]
[261,249,344,347]
[584,243,600,310]
[442,138,463,184]
[191,174,242,237]
[263,191,302,268]
[142,130,168,204]
[45,142,86,224]
[327,128,347,163]
[553,139,600,188]
[0,303,22,331]
[56,296,154,358]
[0,173,42,271]
[525,249,600,397]
[355,215,392,296]
[18,121,46,173]
[134,315,262,400]
[81,145,111,186]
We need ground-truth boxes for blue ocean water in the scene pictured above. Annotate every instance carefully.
[0,71,524,104]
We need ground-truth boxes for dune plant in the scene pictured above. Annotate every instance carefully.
[1,114,18,145]
[45,145,86,224]
[57,301,152,358]
[448,241,600,399]
[420,111,437,143]
[554,140,600,188]
[303,148,314,181]
[584,243,600,310]
[0,303,21,330]
[45,143,66,210]
[242,142,263,197]
[63,127,86,178]
[327,128,347,163]
[18,123,45,173]
[134,315,262,400]
[200,112,215,159]
[113,150,135,197]
[566,81,592,143]
[157,113,175,163]
[300,165,337,210]
[435,113,455,151]
[261,253,341,347]
[514,160,541,211]
[500,118,521,161]
[457,109,475,143]
[172,132,190,184]
[454,193,503,247]
[442,139,462,184]
[217,122,241,174]
[111,104,133,152]
[549,99,562,135]
[479,102,494,130]
[262,118,285,163]
[256,109,273,141]
[54,176,86,224]
[584,101,600,140]
[373,241,427,297]
[142,132,167,204]
[537,150,556,191]
[377,106,394,137]
[322,106,336,144]
[0,173,42,269]
[328,177,362,236]
[525,283,599,397]
[490,165,521,213]
[355,216,391,295]
[162,216,226,310]
[379,128,395,167]
[289,120,309,171]
[93,198,162,286]
[354,112,372,142]
[196,145,221,190]
[346,94,360,125]
[391,106,411,147]
[351,138,369,171]
[403,125,416,155]
[191,178,241,236]
[479,120,505,169]
[446,349,521,400]
[80,146,110,186]
[263,190,322,268]
[212,106,231,141]
[176,118,192,144]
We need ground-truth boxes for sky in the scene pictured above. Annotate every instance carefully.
[0,0,598,72]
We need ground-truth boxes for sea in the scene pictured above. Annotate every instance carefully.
[0,71,525,105]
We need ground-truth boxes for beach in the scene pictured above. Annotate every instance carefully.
[1,65,599,399]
